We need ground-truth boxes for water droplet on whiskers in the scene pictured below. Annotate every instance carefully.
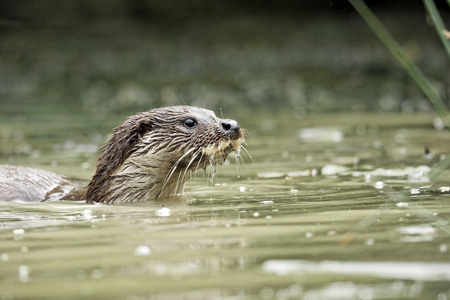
[208,155,217,185]
[234,148,241,178]
[211,164,216,183]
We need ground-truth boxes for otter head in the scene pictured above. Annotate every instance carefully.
[85,106,244,204]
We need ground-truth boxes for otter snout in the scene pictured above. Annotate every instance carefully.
[220,119,240,136]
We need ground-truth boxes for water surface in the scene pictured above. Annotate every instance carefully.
[1,113,450,299]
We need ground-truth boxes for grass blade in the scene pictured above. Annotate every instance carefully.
[348,0,450,128]
[423,0,450,59]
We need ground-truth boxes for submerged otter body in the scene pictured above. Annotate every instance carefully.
[0,165,82,203]
[0,106,244,204]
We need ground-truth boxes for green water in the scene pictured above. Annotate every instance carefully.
[1,112,450,299]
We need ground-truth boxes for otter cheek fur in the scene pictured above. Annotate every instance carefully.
[84,106,244,204]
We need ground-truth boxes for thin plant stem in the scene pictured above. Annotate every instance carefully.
[348,0,450,128]
[423,0,450,60]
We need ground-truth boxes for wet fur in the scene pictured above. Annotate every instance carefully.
[85,106,244,204]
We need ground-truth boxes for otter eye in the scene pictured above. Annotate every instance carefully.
[183,118,197,128]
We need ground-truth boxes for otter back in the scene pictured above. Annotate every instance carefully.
[0,165,79,202]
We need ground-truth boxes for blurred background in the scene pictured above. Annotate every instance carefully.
[0,0,449,177]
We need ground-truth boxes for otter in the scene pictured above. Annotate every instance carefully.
[0,106,245,204]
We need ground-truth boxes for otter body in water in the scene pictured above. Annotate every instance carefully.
[0,106,244,204]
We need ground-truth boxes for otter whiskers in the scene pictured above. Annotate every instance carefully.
[160,147,197,196]
[174,149,204,196]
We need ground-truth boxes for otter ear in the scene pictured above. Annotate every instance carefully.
[135,118,153,138]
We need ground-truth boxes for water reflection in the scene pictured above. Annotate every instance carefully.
[263,260,450,281]
[302,281,424,300]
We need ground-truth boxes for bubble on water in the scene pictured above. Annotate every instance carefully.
[13,228,25,235]
[351,171,363,177]
[155,207,171,217]
[287,170,310,177]
[253,212,260,217]
[321,164,349,176]
[134,245,152,256]
[408,166,430,182]
[369,166,430,180]
[290,188,298,193]
[257,172,285,179]
[259,200,274,205]
[18,265,29,282]
[305,232,313,238]
[375,181,384,189]
[397,226,436,243]
[440,244,448,253]
[82,209,94,220]
[239,186,246,192]
[410,188,420,195]
[439,186,450,193]
[434,116,445,130]
[1,254,9,261]
[365,238,375,246]
[396,202,408,207]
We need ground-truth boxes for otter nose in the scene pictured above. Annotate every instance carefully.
[220,119,240,132]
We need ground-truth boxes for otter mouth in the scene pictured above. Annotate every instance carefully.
[200,136,244,164]
[166,135,244,175]
[160,135,244,197]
